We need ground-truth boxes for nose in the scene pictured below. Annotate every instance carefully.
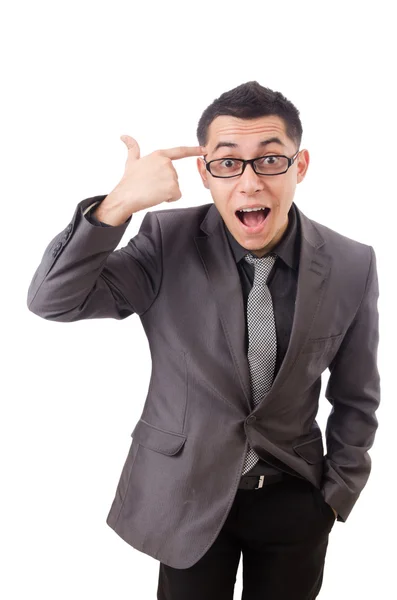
[236,162,265,195]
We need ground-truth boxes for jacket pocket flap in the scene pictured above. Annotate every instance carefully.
[131,419,187,456]
[293,435,324,464]
[301,333,344,354]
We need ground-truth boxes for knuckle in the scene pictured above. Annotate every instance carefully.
[152,150,166,164]
[168,183,181,199]
[155,150,167,160]
[160,155,171,167]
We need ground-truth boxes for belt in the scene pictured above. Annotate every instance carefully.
[238,472,284,489]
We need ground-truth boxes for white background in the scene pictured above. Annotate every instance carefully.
[1,1,395,598]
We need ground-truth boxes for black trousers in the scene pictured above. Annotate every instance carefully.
[157,474,336,600]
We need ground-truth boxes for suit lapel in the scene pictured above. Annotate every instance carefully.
[195,213,251,409]
[194,203,332,413]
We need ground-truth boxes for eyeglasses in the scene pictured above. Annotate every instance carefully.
[203,150,300,178]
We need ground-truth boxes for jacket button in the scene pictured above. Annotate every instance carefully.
[246,415,256,425]
[52,241,63,257]
[66,223,72,233]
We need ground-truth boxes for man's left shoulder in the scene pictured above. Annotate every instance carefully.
[296,206,374,284]
[300,209,373,254]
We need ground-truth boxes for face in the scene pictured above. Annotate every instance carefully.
[197,115,309,257]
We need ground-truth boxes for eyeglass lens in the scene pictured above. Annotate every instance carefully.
[209,156,289,177]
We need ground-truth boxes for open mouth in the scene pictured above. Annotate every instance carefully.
[235,207,271,232]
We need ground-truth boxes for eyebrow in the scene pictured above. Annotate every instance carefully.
[212,136,286,153]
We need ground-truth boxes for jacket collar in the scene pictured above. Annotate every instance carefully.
[194,201,331,414]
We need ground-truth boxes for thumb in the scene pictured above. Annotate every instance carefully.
[120,135,140,161]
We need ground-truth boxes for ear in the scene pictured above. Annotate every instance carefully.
[296,149,310,184]
[197,157,210,189]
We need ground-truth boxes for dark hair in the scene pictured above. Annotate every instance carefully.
[196,81,302,151]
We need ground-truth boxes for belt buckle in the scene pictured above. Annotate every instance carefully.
[255,475,265,489]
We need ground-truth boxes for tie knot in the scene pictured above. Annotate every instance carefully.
[244,252,277,285]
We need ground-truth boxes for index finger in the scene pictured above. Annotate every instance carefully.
[158,146,205,160]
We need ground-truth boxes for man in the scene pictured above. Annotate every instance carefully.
[27,81,380,600]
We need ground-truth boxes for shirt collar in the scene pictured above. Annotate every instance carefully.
[223,202,300,270]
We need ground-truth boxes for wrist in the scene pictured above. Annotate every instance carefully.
[93,192,134,226]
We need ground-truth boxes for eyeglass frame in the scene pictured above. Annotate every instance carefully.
[203,149,301,178]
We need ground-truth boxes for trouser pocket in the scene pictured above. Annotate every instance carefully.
[311,485,336,527]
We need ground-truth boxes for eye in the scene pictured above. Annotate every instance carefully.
[257,155,281,166]
[220,158,238,169]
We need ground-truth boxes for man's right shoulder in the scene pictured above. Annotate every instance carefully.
[151,202,212,220]
[146,202,213,233]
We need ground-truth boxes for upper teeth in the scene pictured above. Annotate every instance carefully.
[238,207,267,212]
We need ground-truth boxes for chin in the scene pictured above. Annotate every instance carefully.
[237,229,271,244]
[244,239,270,251]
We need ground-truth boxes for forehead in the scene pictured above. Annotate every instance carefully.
[207,115,290,149]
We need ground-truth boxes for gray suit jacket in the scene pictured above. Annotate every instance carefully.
[27,195,381,569]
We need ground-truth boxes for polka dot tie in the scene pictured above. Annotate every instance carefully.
[241,252,277,476]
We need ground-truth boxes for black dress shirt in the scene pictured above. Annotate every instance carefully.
[85,201,302,477]
[222,203,302,476]
[224,204,300,373]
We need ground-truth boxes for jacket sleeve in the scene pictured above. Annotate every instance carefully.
[322,245,381,522]
[27,195,163,321]
[83,199,113,227]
